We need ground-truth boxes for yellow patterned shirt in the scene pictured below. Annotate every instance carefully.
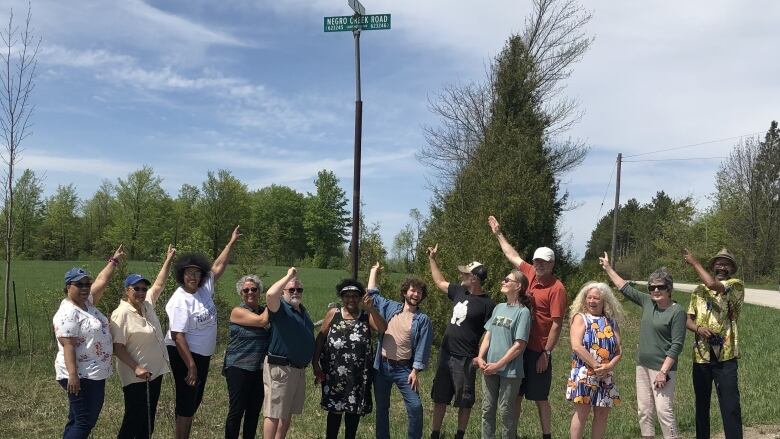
[687,278,744,363]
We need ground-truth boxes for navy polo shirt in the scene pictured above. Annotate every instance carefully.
[267,299,315,367]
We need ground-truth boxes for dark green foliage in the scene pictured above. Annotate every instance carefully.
[586,120,780,285]
[198,170,251,259]
[303,170,350,268]
[418,36,587,341]
[252,185,307,265]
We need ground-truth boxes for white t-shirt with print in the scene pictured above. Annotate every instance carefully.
[53,296,114,381]
[164,275,218,356]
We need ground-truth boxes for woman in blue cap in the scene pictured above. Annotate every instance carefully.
[53,245,125,439]
[110,244,176,439]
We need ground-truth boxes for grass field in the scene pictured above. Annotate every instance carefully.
[0,261,779,438]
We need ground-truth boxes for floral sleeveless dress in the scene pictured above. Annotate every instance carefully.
[565,313,621,407]
[319,307,373,415]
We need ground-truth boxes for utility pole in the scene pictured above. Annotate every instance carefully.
[324,2,391,279]
[350,23,363,280]
[610,153,622,267]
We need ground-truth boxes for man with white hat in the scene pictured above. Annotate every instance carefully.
[488,216,567,439]
[427,244,495,439]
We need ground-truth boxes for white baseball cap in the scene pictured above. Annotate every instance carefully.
[532,247,555,262]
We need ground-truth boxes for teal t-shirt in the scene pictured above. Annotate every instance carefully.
[484,303,531,378]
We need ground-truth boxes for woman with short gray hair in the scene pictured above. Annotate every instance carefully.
[223,274,271,439]
[599,253,686,439]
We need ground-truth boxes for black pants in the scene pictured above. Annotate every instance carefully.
[168,346,211,417]
[224,366,264,439]
[693,359,743,439]
[117,376,163,439]
[326,412,361,439]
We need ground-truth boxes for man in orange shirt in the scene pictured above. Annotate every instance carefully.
[488,216,567,439]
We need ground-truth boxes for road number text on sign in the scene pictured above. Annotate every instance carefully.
[324,14,391,32]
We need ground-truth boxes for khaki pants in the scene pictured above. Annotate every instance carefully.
[262,358,306,419]
[635,365,679,438]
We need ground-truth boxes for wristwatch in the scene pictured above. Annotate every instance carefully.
[544,349,552,357]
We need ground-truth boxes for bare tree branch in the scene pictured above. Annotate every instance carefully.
[1,2,39,341]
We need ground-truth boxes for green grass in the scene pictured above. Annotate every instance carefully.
[0,263,779,438]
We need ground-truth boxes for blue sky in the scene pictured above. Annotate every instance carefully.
[3,0,779,260]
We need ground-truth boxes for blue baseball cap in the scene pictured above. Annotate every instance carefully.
[124,273,151,288]
[64,267,91,285]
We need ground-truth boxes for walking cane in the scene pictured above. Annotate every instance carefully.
[146,377,152,439]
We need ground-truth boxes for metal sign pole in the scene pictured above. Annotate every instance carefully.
[350,23,363,280]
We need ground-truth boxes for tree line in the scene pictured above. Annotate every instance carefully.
[0,167,354,269]
[585,121,780,284]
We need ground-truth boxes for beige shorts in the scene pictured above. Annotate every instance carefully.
[262,357,306,419]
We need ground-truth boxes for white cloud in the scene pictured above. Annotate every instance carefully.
[121,0,249,47]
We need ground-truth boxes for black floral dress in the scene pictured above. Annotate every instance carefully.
[319,307,373,415]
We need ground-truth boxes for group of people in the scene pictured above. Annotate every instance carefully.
[52,216,745,439]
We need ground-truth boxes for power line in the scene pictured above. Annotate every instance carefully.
[595,160,616,221]
[623,156,728,163]
[623,131,763,158]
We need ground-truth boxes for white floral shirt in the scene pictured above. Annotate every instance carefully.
[53,297,113,380]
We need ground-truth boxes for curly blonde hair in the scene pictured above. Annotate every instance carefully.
[568,282,625,324]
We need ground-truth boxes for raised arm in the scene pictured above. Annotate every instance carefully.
[683,248,724,293]
[427,244,449,292]
[91,245,125,305]
[266,267,297,313]
[148,244,176,305]
[230,306,270,328]
[367,262,381,290]
[599,252,627,289]
[488,216,524,267]
[211,225,241,281]
[361,294,387,333]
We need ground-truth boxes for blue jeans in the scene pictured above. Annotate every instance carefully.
[374,360,423,439]
[58,378,106,439]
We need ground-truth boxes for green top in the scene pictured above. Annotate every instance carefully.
[687,278,743,363]
[620,284,687,370]
[483,303,531,378]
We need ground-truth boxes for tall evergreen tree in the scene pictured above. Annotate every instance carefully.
[420,35,587,294]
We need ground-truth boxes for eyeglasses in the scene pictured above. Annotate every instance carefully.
[502,277,517,284]
[183,269,202,277]
[242,287,259,294]
[286,288,304,294]
[131,286,148,292]
[648,284,668,292]
[71,282,92,289]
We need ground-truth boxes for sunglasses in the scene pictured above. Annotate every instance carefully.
[131,286,148,292]
[286,288,304,294]
[242,287,259,294]
[502,277,517,284]
[648,284,668,292]
[71,282,92,289]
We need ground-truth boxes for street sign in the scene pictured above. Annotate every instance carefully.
[348,0,365,16]
[324,14,391,32]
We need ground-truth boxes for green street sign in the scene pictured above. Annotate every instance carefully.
[324,14,391,32]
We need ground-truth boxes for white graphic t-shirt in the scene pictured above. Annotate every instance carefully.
[164,275,218,356]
